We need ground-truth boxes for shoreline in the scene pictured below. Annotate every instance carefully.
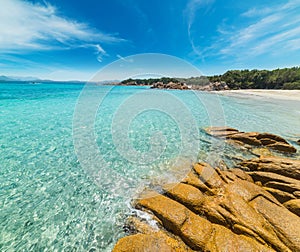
[213,89,300,101]
[113,127,300,251]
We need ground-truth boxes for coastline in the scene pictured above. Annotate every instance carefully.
[213,89,300,101]
[113,127,300,251]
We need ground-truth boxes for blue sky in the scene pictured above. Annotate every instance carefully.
[1,0,300,80]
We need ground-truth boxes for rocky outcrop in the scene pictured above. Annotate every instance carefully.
[237,156,300,204]
[113,159,300,252]
[205,127,297,154]
[113,128,300,251]
[120,80,229,91]
[151,82,190,90]
[238,156,300,180]
[192,81,229,91]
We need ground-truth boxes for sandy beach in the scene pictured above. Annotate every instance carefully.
[215,89,300,101]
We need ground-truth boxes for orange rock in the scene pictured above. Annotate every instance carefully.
[113,233,191,252]
[284,199,300,217]
[113,157,300,252]
[238,156,300,180]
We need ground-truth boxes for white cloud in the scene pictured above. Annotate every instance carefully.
[116,54,134,63]
[241,7,273,18]
[184,0,215,59]
[185,0,215,26]
[0,0,123,55]
[204,0,300,59]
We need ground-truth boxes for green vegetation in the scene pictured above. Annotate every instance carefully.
[209,67,300,89]
[120,66,300,90]
[121,77,179,85]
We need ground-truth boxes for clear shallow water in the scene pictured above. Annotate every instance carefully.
[1,83,300,251]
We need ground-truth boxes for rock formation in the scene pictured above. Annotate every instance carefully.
[192,81,229,91]
[151,82,190,90]
[205,126,297,154]
[150,81,229,91]
[113,129,300,251]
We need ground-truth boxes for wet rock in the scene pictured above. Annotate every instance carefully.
[114,160,300,251]
[205,127,297,154]
[136,193,273,251]
[113,232,191,252]
[251,147,273,157]
[256,133,289,145]
[229,133,261,146]
[267,142,297,153]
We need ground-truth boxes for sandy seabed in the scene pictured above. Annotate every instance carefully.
[214,89,300,101]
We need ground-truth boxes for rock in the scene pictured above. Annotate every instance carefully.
[205,126,239,132]
[113,233,191,252]
[294,191,300,197]
[263,187,296,203]
[228,168,254,182]
[297,139,300,145]
[256,133,289,145]
[266,142,297,153]
[163,183,204,212]
[151,81,190,90]
[114,156,300,251]
[238,156,300,180]
[251,147,273,157]
[247,171,300,193]
[204,127,240,138]
[239,157,300,203]
[192,81,229,91]
[249,195,300,252]
[205,127,297,154]
[136,192,274,251]
[260,138,277,145]
[283,199,300,217]
[228,133,261,146]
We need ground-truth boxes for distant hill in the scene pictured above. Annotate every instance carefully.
[0,75,16,82]
[0,75,41,82]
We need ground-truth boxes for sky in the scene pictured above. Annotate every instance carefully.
[1,0,300,81]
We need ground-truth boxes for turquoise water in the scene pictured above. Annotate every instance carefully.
[1,83,300,251]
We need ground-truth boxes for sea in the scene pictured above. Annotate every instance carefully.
[1,82,300,251]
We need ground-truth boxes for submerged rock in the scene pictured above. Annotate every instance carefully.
[113,129,300,251]
[205,127,297,154]
[113,159,300,251]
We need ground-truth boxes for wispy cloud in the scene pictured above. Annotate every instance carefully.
[184,0,215,59]
[185,0,215,28]
[220,1,300,56]
[210,1,300,59]
[241,7,273,18]
[116,54,134,63]
[0,0,123,58]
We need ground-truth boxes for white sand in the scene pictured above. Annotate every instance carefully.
[214,89,300,101]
